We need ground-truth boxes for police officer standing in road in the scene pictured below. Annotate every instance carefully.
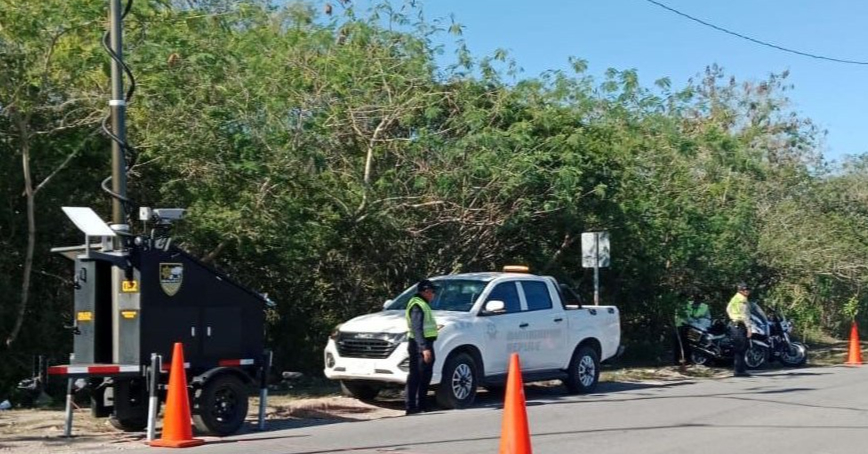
[726,282,752,377]
[405,279,438,415]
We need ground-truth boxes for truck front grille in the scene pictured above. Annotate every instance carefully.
[337,333,399,359]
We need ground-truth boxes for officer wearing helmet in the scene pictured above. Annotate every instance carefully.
[726,282,753,377]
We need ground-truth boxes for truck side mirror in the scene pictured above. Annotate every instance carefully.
[482,300,506,315]
[383,299,393,309]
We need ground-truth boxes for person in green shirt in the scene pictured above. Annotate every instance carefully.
[673,297,712,364]
[726,282,753,377]
[405,279,438,415]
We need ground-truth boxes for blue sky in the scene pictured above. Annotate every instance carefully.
[351,0,868,163]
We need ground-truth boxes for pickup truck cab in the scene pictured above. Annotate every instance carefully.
[323,267,621,408]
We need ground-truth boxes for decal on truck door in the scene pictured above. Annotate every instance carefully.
[160,263,183,296]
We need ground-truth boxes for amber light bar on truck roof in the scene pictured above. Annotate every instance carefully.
[502,265,530,273]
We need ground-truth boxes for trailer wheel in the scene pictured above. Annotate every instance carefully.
[109,414,147,432]
[193,375,248,436]
[108,378,150,431]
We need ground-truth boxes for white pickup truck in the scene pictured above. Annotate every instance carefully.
[323,268,621,409]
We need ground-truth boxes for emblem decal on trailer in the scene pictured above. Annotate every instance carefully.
[159,263,183,296]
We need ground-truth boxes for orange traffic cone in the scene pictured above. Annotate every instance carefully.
[499,353,532,454]
[845,322,863,366]
[150,343,204,448]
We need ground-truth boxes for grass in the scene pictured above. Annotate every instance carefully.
[803,339,851,366]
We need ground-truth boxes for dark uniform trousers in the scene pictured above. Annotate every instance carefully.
[730,322,748,374]
[406,338,436,412]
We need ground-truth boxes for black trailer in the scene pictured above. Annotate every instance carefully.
[49,216,270,436]
[46,0,272,437]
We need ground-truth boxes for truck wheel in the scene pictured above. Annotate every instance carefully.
[109,414,147,432]
[436,352,477,409]
[192,375,248,436]
[339,381,380,401]
[564,346,600,394]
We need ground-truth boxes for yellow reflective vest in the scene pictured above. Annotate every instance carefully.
[406,296,438,339]
[726,293,750,326]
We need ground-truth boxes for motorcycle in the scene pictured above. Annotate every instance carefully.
[757,307,808,367]
[684,309,769,369]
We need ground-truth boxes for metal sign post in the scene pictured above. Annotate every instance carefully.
[581,231,610,306]
[594,238,599,306]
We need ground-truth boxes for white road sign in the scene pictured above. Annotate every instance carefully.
[581,231,610,268]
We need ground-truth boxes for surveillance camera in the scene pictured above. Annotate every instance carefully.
[153,208,185,222]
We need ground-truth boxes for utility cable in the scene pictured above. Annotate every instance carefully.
[643,0,868,66]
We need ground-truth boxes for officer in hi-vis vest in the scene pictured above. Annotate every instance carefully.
[726,282,753,377]
[405,279,438,415]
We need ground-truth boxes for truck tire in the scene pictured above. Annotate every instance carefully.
[109,414,147,432]
[339,381,380,401]
[564,346,600,394]
[192,374,248,436]
[436,352,477,409]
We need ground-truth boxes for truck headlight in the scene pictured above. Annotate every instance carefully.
[329,324,343,340]
[385,332,408,344]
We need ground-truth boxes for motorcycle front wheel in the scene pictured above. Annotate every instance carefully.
[745,345,768,369]
[780,342,808,367]
[690,350,712,366]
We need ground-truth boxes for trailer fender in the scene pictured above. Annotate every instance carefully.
[190,367,254,389]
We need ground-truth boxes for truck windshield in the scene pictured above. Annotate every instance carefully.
[385,279,488,312]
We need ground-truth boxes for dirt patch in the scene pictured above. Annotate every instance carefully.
[806,340,850,366]
[0,407,141,453]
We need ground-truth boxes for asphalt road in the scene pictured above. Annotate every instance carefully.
[140,365,868,454]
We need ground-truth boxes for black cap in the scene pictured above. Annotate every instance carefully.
[417,279,437,292]
[737,282,749,291]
